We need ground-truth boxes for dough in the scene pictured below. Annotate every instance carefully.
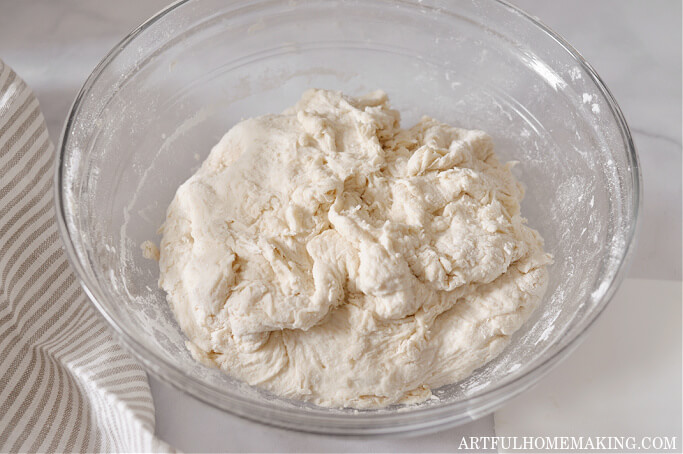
[158,89,552,409]
[141,240,160,261]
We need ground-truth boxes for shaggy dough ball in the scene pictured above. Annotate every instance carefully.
[158,89,551,409]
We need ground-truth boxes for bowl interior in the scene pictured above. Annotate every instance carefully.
[58,0,637,433]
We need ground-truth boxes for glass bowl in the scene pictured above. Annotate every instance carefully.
[55,0,640,436]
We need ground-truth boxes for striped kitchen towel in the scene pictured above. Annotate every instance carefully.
[0,59,172,453]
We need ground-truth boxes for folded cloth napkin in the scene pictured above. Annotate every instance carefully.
[0,59,172,453]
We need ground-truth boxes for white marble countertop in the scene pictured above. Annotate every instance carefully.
[1,1,680,452]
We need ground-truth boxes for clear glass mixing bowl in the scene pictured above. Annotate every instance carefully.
[55,0,640,435]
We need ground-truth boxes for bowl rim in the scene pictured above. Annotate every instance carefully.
[53,0,642,436]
